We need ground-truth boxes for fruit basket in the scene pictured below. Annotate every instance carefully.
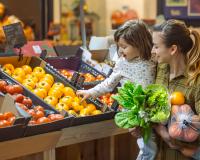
[0,56,115,126]
[44,56,109,89]
[0,70,73,136]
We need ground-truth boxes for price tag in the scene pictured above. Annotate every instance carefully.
[32,45,42,54]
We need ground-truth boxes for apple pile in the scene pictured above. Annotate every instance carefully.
[60,69,105,82]
[99,93,114,107]
[2,64,103,117]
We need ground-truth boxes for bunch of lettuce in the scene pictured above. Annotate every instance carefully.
[112,81,170,142]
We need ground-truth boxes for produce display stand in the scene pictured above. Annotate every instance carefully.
[0,120,129,160]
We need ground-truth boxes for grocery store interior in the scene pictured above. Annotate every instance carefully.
[0,0,199,160]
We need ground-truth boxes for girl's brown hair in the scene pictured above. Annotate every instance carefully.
[114,20,153,60]
[154,19,200,85]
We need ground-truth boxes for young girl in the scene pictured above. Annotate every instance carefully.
[151,20,200,159]
[77,20,157,160]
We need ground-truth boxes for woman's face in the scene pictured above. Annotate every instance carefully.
[152,32,172,63]
[118,37,140,61]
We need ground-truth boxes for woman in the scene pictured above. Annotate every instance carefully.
[151,19,200,159]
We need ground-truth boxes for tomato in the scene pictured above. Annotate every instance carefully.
[0,80,7,92]
[22,65,32,74]
[54,114,64,120]
[37,117,51,124]
[35,110,45,119]
[62,87,76,97]
[0,113,5,120]
[34,106,44,112]
[22,97,33,108]
[16,102,28,111]
[7,116,16,125]
[48,114,56,121]
[4,112,14,120]
[0,120,10,128]
[29,120,37,125]
[5,85,15,94]
[14,94,25,103]
[27,109,36,119]
[12,85,23,94]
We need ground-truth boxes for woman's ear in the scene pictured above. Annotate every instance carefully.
[170,45,178,56]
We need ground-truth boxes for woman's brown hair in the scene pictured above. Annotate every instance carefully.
[114,20,153,60]
[154,19,200,85]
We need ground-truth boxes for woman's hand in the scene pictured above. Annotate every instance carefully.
[76,90,91,102]
[129,127,142,138]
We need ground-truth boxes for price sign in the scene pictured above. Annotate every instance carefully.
[3,22,27,50]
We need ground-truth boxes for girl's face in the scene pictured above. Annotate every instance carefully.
[151,32,172,63]
[118,38,140,61]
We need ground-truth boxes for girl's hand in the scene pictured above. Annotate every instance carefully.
[76,90,91,102]
[129,127,142,138]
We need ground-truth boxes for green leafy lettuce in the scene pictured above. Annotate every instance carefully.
[112,81,170,143]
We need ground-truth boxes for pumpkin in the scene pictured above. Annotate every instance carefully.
[168,104,199,142]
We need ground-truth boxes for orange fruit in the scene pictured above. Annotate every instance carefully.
[39,77,53,86]
[52,82,64,89]
[170,91,185,105]
[3,68,12,75]
[68,110,78,117]
[80,108,90,116]
[25,74,39,83]
[86,103,96,113]
[3,64,15,73]
[72,102,84,112]
[91,110,102,115]
[13,68,26,78]
[62,87,76,97]
[22,78,36,89]
[43,74,54,82]
[32,88,47,99]
[12,75,23,83]
[22,65,32,74]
